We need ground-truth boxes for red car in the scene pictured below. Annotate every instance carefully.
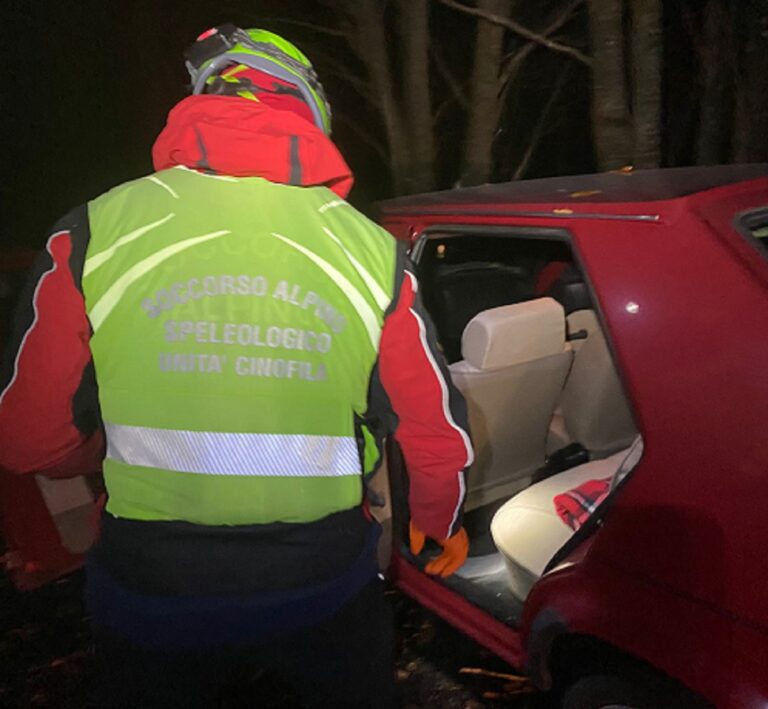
[2,165,767,707]
[377,164,768,708]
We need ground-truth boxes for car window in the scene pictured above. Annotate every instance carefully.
[403,229,640,620]
[750,224,768,254]
[739,210,768,259]
[415,233,586,363]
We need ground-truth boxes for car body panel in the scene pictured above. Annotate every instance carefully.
[522,549,738,707]
[393,554,524,669]
[381,166,768,707]
[0,471,89,590]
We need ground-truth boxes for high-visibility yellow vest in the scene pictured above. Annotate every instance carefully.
[83,166,395,525]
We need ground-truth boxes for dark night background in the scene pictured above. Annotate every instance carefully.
[3,0,765,251]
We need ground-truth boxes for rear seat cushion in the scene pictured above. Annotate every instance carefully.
[490,446,633,602]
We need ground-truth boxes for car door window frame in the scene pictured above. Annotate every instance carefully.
[410,223,642,536]
[735,207,768,263]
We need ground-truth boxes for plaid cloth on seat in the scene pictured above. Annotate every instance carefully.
[553,477,612,531]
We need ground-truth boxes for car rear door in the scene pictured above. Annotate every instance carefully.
[691,183,768,704]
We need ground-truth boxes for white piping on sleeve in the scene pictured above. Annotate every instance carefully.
[404,270,474,536]
[0,231,67,407]
[448,469,467,536]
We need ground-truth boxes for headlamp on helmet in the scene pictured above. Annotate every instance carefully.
[184,24,332,135]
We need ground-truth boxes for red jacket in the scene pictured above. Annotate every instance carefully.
[0,95,472,543]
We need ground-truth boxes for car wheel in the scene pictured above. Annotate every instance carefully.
[561,674,660,709]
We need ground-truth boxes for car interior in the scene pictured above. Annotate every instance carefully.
[405,231,642,625]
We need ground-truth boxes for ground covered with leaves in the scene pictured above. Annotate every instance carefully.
[0,570,542,708]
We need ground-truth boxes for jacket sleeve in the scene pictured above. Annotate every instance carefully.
[0,207,103,476]
[372,249,473,540]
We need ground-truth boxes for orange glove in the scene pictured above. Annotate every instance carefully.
[409,521,469,578]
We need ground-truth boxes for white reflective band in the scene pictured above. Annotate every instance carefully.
[145,176,179,199]
[88,229,231,331]
[317,199,348,213]
[174,165,239,182]
[321,226,390,310]
[104,423,361,478]
[84,213,176,277]
[271,231,382,350]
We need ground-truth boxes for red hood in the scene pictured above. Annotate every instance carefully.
[152,95,353,198]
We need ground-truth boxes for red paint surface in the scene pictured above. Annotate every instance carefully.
[391,553,524,670]
[383,175,768,707]
[0,471,85,590]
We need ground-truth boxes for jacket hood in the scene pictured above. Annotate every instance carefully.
[152,95,353,198]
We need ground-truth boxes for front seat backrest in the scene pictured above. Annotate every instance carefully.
[449,298,572,510]
[559,310,637,456]
[431,264,530,363]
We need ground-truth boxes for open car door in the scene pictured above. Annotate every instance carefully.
[0,472,101,590]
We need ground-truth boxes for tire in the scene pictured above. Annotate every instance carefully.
[561,674,661,709]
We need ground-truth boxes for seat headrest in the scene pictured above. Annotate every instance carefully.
[461,297,566,370]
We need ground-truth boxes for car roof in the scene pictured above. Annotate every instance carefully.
[378,164,768,216]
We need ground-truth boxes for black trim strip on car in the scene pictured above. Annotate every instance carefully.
[734,207,768,264]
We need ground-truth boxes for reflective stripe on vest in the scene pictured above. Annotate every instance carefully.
[84,169,397,525]
[104,422,360,478]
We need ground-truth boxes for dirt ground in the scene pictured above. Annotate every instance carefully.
[0,569,543,708]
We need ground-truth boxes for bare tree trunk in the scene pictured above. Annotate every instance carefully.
[398,0,436,193]
[695,0,736,165]
[733,0,768,162]
[629,0,662,168]
[587,0,633,170]
[349,0,411,194]
[461,0,512,186]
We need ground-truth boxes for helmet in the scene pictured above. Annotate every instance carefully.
[184,24,332,135]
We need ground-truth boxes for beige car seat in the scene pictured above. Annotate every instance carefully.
[491,438,643,601]
[548,310,637,457]
[449,298,572,510]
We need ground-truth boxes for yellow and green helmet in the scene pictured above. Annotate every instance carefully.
[184,24,332,135]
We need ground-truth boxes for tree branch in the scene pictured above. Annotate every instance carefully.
[500,43,537,91]
[334,112,389,162]
[430,44,471,111]
[437,0,592,66]
[269,17,348,38]
[499,0,583,90]
[512,69,570,180]
[319,55,377,106]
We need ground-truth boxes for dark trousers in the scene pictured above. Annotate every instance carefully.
[91,580,395,709]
